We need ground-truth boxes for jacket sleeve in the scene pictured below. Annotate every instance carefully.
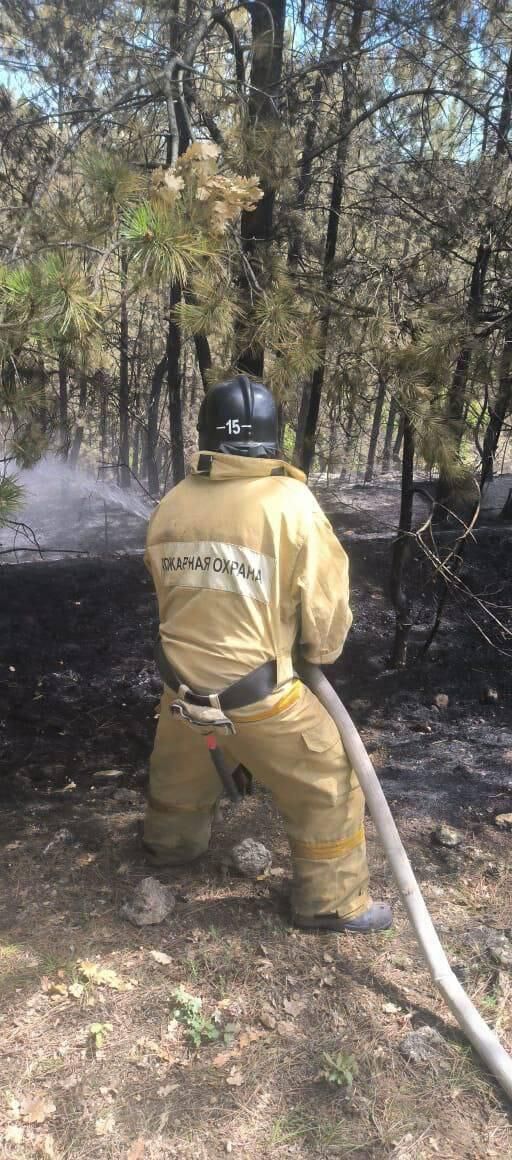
[294,503,353,665]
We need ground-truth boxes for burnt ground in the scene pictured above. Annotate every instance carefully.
[1,512,512,1159]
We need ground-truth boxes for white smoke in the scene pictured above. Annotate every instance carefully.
[0,455,155,561]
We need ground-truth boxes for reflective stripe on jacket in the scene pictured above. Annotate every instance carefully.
[144,452,352,691]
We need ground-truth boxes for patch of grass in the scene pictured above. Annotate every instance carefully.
[318,1049,358,1088]
[269,1111,317,1146]
[0,943,23,960]
[171,985,222,1048]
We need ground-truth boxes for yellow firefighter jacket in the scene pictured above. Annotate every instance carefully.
[144,452,352,692]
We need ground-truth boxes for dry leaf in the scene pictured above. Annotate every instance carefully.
[76,852,97,867]
[149,950,172,965]
[225,1068,244,1087]
[239,1028,266,1048]
[183,140,220,163]
[126,1140,146,1160]
[42,979,68,999]
[258,1008,276,1030]
[95,1113,115,1136]
[4,1124,24,1144]
[213,1049,238,1068]
[255,957,273,970]
[276,1020,297,1037]
[283,998,305,1018]
[79,960,134,991]
[60,1074,79,1091]
[382,1002,402,1014]
[323,952,334,964]
[157,1084,179,1097]
[20,1094,56,1124]
[6,1094,21,1119]
[68,982,84,999]
[37,1134,57,1159]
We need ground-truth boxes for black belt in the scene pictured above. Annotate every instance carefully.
[154,640,278,711]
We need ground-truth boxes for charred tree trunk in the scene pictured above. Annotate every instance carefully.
[147,354,167,497]
[481,312,512,487]
[162,1,196,482]
[99,379,107,466]
[382,396,399,472]
[393,412,404,464]
[132,389,141,478]
[167,283,185,484]
[58,349,69,459]
[437,48,512,511]
[119,247,131,489]
[194,333,212,392]
[293,0,369,474]
[288,0,336,269]
[69,372,87,468]
[238,0,286,376]
[364,377,386,483]
[436,236,491,501]
[339,407,355,480]
[390,414,415,668]
[132,422,140,479]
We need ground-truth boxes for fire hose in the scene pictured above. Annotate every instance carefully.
[296,658,512,1102]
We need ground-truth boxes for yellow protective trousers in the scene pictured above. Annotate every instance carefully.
[144,681,370,921]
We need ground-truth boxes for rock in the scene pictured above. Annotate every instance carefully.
[487,941,512,970]
[481,686,499,704]
[433,693,449,710]
[347,699,371,715]
[228,839,272,878]
[399,1026,448,1069]
[259,1007,277,1030]
[485,931,512,970]
[122,877,175,926]
[465,924,512,970]
[432,824,464,848]
[495,813,512,831]
[112,787,144,806]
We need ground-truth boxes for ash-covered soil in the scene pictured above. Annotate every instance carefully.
[1,507,512,1159]
[1,515,511,827]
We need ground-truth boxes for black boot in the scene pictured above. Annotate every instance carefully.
[293,901,392,934]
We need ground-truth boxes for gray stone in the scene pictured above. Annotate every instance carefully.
[481,686,499,704]
[433,693,449,710]
[495,813,512,831]
[486,933,512,970]
[112,787,144,806]
[399,1026,449,1069]
[122,877,175,926]
[433,824,464,848]
[229,838,272,878]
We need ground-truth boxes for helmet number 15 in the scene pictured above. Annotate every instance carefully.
[226,419,240,435]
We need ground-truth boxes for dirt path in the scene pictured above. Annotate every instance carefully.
[1,531,512,1158]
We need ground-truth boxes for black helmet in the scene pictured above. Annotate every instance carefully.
[197,375,279,458]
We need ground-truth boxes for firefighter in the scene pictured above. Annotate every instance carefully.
[143,375,391,933]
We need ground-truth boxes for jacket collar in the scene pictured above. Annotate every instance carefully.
[189,451,306,483]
